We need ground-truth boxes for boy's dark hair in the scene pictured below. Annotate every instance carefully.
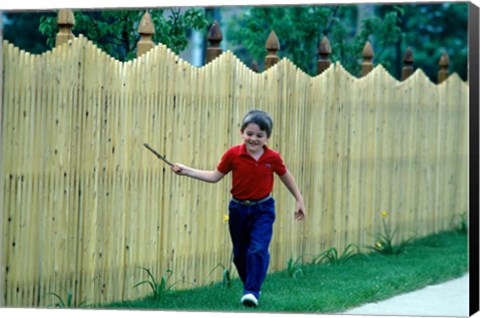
[240,110,273,138]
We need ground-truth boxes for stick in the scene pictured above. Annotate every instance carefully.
[143,143,174,167]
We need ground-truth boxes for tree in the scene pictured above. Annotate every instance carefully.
[37,8,209,61]
[224,3,468,81]
[329,5,403,77]
[225,5,403,77]
[3,11,55,54]
[376,2,468,81]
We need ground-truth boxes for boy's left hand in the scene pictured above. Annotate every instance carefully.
[294,201,306,221]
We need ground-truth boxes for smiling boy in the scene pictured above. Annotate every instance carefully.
[171,109,306,307]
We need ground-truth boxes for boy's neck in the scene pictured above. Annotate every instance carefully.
[246,145,265,161]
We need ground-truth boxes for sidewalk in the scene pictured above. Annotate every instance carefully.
[341,273,470,317]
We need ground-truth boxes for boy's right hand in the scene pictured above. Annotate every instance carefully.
[171,163,186,175]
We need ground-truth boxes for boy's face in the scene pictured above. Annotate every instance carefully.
[241,123,269,154]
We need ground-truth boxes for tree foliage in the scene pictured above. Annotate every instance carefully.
[226,5,403,77]
[38,8,208,61]
[3,11,55,54]
[225,3,468,81]
[378,2,468,81]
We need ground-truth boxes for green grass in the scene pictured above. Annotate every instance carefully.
[99,230,468,313]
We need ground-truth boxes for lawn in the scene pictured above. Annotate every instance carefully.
[99,230,468,314]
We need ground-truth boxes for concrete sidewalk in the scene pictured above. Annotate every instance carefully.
[341,273,470,317]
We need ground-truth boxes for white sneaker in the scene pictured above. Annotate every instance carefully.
[241,293,258,307]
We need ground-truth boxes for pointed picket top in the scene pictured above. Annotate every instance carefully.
[137,11,155,57]
[138,11,155,35]
[439,72,469,91]
[403,47,414,63]
[265,31,280,70]
[438,52,450,83]
[224,49,253,73]
[312,59,335,84]
[403,66,436,88]
[281,57,310,78]
[207,20,223,43]
[317,36,332,75]
[333,60,357,82]
[318,36,332,56]
[402,47,414,81]
[55,9,75,47]
[361,41,374,77]
[206,20,223,64]
[265,30,280,52]
[375,63,400,85]
[362,41,374,60]
[438,51,450,67]
[58,9,75,25]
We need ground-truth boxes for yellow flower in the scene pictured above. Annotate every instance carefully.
[381,211,389,218]
[375,242,382,248]
[223,214,229,223]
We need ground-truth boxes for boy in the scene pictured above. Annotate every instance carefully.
[171,109,306,307]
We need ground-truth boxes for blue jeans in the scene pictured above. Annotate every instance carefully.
[228,197,275,299]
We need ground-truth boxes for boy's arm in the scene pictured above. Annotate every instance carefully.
[171,163,225,183]
[279,171,306,221]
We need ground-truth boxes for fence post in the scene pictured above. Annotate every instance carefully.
[137,11,155,58]
[205,20,223,64]
[317,36,331,75]
[438,52,450,83]
[360,41,374,77]
[55,9,75,47]
[401,47,414,81]
[264,31,280,70]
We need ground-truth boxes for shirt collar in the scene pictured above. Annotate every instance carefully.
[240,143,271,158]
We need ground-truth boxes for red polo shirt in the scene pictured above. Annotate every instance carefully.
[217,144,288,200]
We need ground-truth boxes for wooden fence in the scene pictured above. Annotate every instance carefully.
[1,28,469,307]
